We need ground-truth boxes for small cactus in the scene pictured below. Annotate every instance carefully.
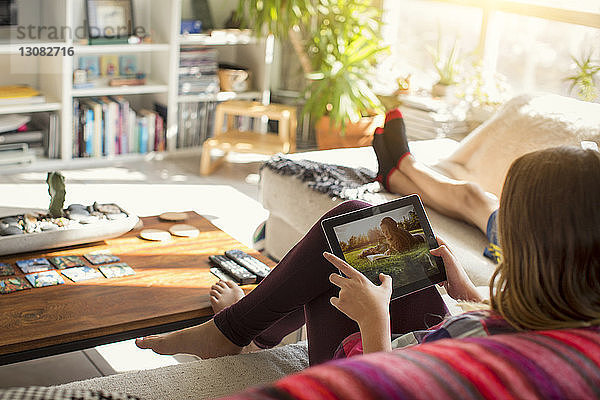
[47,171,66,218]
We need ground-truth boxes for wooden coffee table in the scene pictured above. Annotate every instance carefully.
[0,212,275,365]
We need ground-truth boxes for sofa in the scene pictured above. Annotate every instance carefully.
[2,93,599,399]
[260,93,600,288]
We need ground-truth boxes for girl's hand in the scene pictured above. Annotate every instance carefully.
[324,252,392,354]
[430,237,483,302]
[324,252,392,327]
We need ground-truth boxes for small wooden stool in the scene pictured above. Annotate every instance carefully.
[200,101,297,175]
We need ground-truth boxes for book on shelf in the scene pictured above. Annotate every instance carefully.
[72,98,167,158]
[0,85,46,105]
[0,114,30,133]
[176,101,221,149]
[0,112,59,163]
[0,143,36,166]
[179,47,220,95]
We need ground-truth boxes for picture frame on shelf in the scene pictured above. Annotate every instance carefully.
[191,0,214,31]
[119,55,138,75]
[0,0,17,26]
[86,0,134,45]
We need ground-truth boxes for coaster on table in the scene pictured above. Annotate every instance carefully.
[62,266,103,282]
[0,263,15,277]
[99,263,135,279]
[84,252,121,265]
[168,224,200,238]
[159,212,188,222]
[25,270,65,288]
[140,229,171,241]
[49,256,86,269]
[16,258,52,274]
[0,277,31,294]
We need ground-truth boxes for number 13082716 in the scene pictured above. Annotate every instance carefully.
[19,46,75,56]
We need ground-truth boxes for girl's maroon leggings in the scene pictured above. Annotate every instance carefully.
[214,200,448,365]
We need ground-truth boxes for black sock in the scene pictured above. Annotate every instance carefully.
[382,108,411,169]
[372,127,395,191]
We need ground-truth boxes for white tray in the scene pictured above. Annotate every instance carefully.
[0,209,139,257]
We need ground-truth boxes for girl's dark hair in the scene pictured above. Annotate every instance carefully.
[490,146,600,330]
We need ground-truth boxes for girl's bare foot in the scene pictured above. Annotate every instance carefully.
[209,280,245,313]
[135,319,242,358]
[135,280,246,358]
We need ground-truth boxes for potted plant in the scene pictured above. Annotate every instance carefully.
[237,0,387,149]
[428,37,460,98]
[565,51,599,102]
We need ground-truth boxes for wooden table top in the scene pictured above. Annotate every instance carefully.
[0,212,275,360]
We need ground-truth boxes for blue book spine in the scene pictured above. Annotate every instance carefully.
[138,118,148,154]
[85,109,94,157]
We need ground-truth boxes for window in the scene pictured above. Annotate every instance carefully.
[381,0,600,102]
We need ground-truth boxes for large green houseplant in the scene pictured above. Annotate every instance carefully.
[237,0,388,149]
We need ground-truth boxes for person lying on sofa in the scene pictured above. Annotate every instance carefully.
[372,109,502,262]
[135,145,600,367]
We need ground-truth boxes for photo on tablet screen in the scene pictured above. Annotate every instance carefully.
[332,204,440,290]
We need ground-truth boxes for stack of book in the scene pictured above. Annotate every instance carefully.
[177,102,217,148]
[398,95,471,140]
[179,47,220,95]
[0,85,46,105]
[0,113,59,164]
[73,97,166,158]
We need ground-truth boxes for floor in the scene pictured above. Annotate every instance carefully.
[0,151,275,388]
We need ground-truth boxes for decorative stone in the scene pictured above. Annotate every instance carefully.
[168,224,200,238]
[67,209,91,221]
[67,204,87,211]
[107,213,127,221]
[24,221,37,234]
[40,223,59,231]
[94,202,122,215]
[24,213,39,224]
[159,212,188,222]
[54,218,70,227]
[78,215,99,224]
[1,217,18,225]
[139,229,171,242]
[0,226,24,236]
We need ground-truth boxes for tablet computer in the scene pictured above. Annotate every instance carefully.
[321,195,446,299]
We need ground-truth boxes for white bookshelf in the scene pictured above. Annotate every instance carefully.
[0,0,272,168]
[75,43,171,54]
[0,100,61,115]
[71,81,169,97]
[178,90,262,103]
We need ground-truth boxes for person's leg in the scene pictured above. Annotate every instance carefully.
[208,279,305,352]
[376,109,498,234]
[136,200,372,360]
[213,200,372,364]
[390,157,498,233]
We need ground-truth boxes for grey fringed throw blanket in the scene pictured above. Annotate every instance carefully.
[261,155,382,200]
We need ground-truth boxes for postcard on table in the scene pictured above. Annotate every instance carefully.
[26,270,65,288]
[0,277,31,294]
[61,266,103,282]
[99,263,135,279]
[16,258,51,274]
[49,256,86,269]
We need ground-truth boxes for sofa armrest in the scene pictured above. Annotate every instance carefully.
[55,342,309,400]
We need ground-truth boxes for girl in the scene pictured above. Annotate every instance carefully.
[137,145,599,365]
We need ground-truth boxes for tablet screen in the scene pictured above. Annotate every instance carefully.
[331,203,443,292]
